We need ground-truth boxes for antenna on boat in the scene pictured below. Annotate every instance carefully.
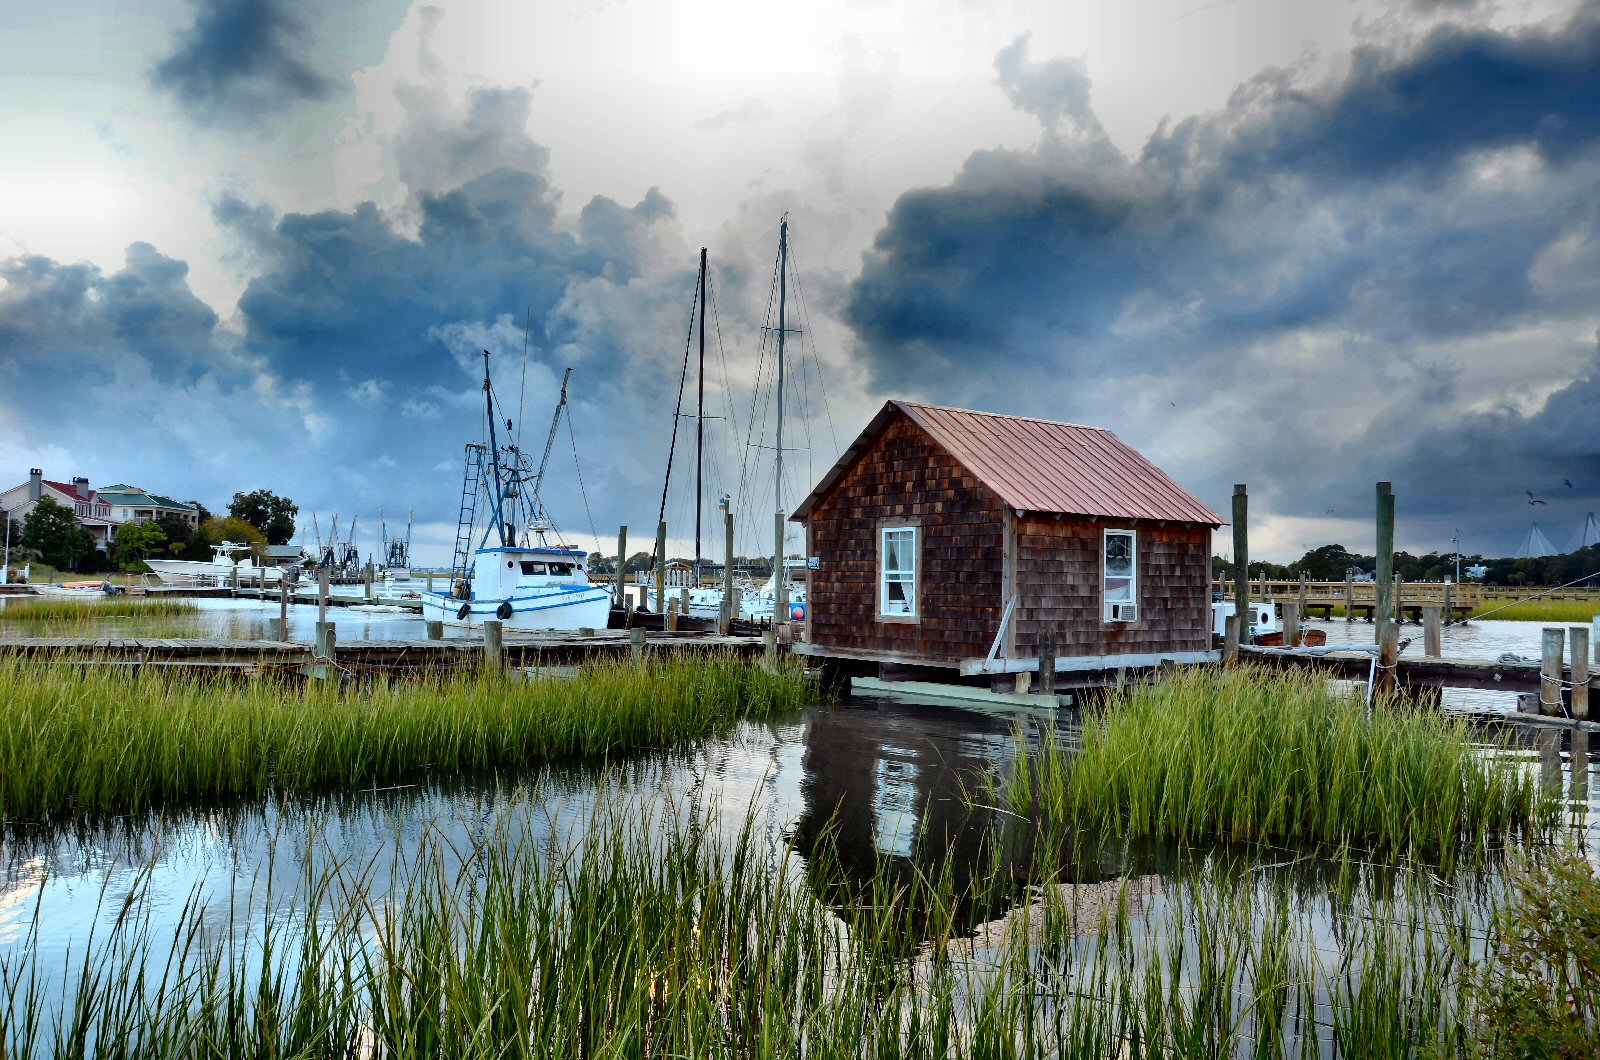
[482,350,510,547]
[695,247,708,589]
[529,367,573,542]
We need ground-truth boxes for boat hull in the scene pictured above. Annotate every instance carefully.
[145,559,282,585]
[421,585,613,631]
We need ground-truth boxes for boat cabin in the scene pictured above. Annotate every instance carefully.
[465,546,588,599]
[790,401,1225,683]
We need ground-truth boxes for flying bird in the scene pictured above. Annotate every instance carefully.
[1565,479,1574,488]
[1325,508,1335,515]
[1527,489,1548,506]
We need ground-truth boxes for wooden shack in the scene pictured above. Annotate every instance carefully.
[789,401,1225,681]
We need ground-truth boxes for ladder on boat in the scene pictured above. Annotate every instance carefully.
[449,444,487,587]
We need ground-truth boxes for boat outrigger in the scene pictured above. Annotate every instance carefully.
[420,354,612,631]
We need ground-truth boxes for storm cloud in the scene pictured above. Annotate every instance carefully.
[152,0,340,123]
[846,7,1600,553]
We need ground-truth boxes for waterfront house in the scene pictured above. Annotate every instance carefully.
[0,469,121,554]
[96,484,200,527]
[789,401,1224,682]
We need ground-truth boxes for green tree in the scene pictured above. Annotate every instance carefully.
[154,513,195,558]
[22,497,93,571]
[228,490,298,545]
[193,516,268,558]
[112,520,168,572]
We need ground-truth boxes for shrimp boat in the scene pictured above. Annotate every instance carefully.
[420,354,612,631]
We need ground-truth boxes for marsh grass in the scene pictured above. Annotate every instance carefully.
[1011,667,1561,862]
[0,598,199,622]
[0,653,814,821]
[1470,599,1600,622]
[1,789,1583,1058]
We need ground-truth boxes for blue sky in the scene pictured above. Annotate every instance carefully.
[2,0,1598,563]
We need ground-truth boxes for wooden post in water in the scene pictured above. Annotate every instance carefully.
[1571,625,1590,720]
[1223,613,1240,662]
[1394,574,1404,626]
[1573,730,1590,803]
[1228,484,1248,661]
[483,619,503,670]
[1344,573,1355,622]
[318,566,330,625]
[1423,606,1442,657]
[1541,627,1565,715]
[666,598,679,633]
[278,581,289,641]
[1038,628,1056,695]
[679,586,690,618]
[1282,600,1301,648]
[425,619,443,640]
[1443,579,1453,621]
[654,520,667,615]
[614,525,628,608]
[1374,482,1398,699]
[1297,572,1308,615]
[426,571,434,594]
[721,506,735,633]
[630,626,647,663]
[364,562,375,603]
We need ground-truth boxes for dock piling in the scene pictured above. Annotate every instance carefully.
[630,626,647,662]
[614,526,628,608]
[1423,606,1442,657]
[1541,627,1565,715]
[277,581,289,641]
[483,619,503,670]
[1282,600,1301,648]
[1344,573,1355,623]
[1572,625,1590,720]
[1224,613,1240,663]
[1378,622,1399,697]
[425,620,443,640]
[721,507,734,634]
[1228,484,1248,661]
[314,621,336,665]
[318,567,330,624]
[1375,483,1395,648]
[654,520,667,617]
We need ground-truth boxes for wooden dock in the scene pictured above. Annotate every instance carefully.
[1215,578,1480,621]
[0,629,765,671]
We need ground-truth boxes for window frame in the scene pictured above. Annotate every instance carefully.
[1102,528,1138,620]
[878,521,920,622]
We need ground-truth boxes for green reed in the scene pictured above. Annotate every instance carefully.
[0,653,814,821]
[0,598,199,622]
[2,789,1586,1058]
[1011,667,1562,861]
[1470,599,1600,622]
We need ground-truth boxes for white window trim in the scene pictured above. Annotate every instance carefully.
[879,524,919,620]
[1102,528,1138,620]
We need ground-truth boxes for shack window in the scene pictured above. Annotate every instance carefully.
[519,561,547,576]
[880,526,917,617]
[1103,530,1136,604]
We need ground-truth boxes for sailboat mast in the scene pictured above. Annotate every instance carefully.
[774,219,789,618]
[482,350,509,546]
[695,247,707,587]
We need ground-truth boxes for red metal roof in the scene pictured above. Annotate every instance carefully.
[792,400,1224,525]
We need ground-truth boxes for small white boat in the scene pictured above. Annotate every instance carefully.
[32,580,121,597]
[145,542,282,586]
[419,356,611,632]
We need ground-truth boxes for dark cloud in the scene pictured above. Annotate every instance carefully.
[152,0,340,124]
[846,5,1600,552]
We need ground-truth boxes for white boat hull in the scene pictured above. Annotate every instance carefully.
[145,559,282,586]
[421,585,613,631]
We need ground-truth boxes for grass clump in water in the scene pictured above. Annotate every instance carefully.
[1014,667,1560,861]
[0,597,199,623]
[1470,599,1600,622]
[0,653,814,821]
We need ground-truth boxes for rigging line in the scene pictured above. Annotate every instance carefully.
[515,307,531,455]
[565,412,602,558]
[787,245,839,456]
[736,242,785,503]
[705,274,744,515]
[1455,569,1600,624]
[655,273,701,564]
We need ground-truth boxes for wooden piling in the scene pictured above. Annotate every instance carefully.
[278,581,289,642]
[426,571,434,593]
[721,508,735,632]
[1344,573,1355,623]
[1377,621,1399,698]
[1572,730,1590,802]
[666,599,679,633]
[678,586,690,617]
[364,562,375,603]
[1223,613,1240,663]
[1297,572,1308,615]
[1541,627,1565,715]
[1038,628,1056,695]
[1572,625,1590,720]
[1538,729,1562,793]
[425,619,443,640]
[1228,484,1248,660]
[1423,606,1442,657]
[483,619,503,670]
[614,525,628,608]
[1375,483,1394,647]
[314,621,336,663]
[317,566,330,625]
[1282,600,1301,648]
[1443,580,1453,620]
[630,626,647,663]
[1394,574,1404,625]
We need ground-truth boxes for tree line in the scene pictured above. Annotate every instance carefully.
[10,489,298,574]
[1213,541,1600,587]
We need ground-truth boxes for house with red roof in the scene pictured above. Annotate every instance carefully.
[789,401,1225,684]
[0,469,124,556]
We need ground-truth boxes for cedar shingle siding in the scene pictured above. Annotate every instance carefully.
[808,417,1005,661]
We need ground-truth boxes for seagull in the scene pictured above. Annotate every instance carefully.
[1565,479,1575,488]
[1527,490,1548,505]
[1325,508,1335,515]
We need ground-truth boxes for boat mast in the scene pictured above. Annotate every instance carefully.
[482,350,509,547]
[774,219,788,618]
[695,247,707,588]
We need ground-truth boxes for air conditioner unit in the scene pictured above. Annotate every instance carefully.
[1105,602,1138,623]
